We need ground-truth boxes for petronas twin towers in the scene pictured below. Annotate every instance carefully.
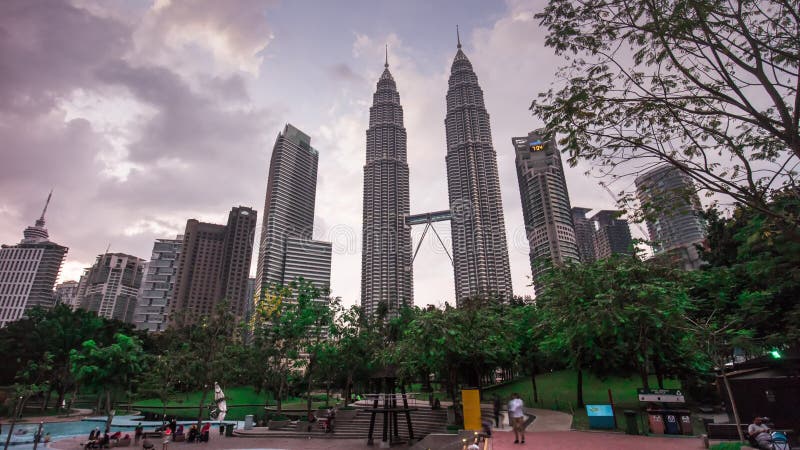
[361,34,512,316]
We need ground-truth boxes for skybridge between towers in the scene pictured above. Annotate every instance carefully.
[406,209,453,266]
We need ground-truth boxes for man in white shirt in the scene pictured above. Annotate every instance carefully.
[748,417,773,449]
[508,393,525,444]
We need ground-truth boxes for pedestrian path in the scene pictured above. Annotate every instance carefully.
[490,430,703,449]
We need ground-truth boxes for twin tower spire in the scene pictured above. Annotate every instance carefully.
[360,28,513,317]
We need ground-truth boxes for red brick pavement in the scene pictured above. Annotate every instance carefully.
[52,430,704,450]
[489,430,704,450]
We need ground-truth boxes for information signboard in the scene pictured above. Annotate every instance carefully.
[637,388,685,403]
[585,404,615,429]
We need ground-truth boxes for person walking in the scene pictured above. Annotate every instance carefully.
[134,423,143,444]
[492,395,502,428]
[508,393,525,444]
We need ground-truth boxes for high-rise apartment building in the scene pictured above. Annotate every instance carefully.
[54,280,80,309]
[135,236,182,332]
[255,124,332,302]
[592,210,633,259]
[445,34,512,304]
[571,207,596,263]
[77,253,145,323]
[360,54,414,317]
[635,165,705,269]
[170,206,256,325]
[513,131,580,294]
[572,208,634,262]
[0,193,68,327]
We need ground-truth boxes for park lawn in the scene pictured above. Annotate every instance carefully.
[483,370,685,431]
[133,386,334,421]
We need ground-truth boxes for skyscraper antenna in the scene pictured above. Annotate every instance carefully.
[385,44,389,68]
[457,25,461,48]
[40,189,53,221]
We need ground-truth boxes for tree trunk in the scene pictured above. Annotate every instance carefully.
[344,373,353,406]
[653,358,665,388]
[576,369,584,408]
[640,366,650,390]
[196,388,208,429]
[529,361,539,404]
[56,388,66,413]
[721,369,745,442]
[105,390,113,432]
[276,382,284,414]
[42,389,53,412]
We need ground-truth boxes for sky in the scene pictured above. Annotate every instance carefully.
[0,0,634,307]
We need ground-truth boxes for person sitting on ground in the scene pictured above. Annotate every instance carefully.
[187,425,198,443]
[748,416,774,450]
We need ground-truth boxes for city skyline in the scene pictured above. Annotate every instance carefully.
[0,0,644,307]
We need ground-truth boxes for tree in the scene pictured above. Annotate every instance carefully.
[70,333,145,431]
[164,302,239,427]
[537,255,693,406]
[252,278,334,415]
[699,195,800,345]
[531,0,799,229]
[511,303,548,403]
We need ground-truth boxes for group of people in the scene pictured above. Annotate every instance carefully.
[748,416,789,450]
[486,393,528,444]
[84,427,129,449]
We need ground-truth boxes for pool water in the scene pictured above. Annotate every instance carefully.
[4,415,240,450]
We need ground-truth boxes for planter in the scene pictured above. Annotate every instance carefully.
[267,420,291,431]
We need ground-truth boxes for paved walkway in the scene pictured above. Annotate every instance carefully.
[490,430,704,449]
[4,409,94,424]
[50,434,375,450]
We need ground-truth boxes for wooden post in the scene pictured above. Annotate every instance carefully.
[608,389,617,429]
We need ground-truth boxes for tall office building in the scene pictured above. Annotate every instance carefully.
[54,280,80,309]
[255,124,333,303]
[360,52,414,317]
[0,193,68,327]
[571,207,596,263]
[255,124,332,300]
[513,131,580,294]
[635,165,705,269]
[445,33,512,304]
[171,206,257,325]
[592,210,633,259]
[77,253,145,323]
[135,236,182,332]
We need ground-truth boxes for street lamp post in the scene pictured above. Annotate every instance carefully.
[32,421,44,450]
[3,396,24,450]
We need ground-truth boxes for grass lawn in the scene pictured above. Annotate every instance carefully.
[133,386,334,420]
[482,370,704,433]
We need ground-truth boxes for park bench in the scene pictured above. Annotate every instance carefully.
[706,423,749,440]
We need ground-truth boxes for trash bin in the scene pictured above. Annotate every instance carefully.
[225,424,234,437]
[647,409,665,434]
[678,412,693,435]
[664,413,680,434]
[623,410,639,435]
[244,415,254,430]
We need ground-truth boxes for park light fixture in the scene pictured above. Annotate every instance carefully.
[770,349,782,359]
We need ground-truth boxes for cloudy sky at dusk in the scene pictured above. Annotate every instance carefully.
[0,0,633,306]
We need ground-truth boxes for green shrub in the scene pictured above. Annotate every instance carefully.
[710,443,747,450]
